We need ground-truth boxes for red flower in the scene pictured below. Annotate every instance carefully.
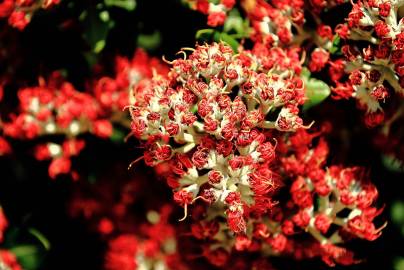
[207,12,226,27]
[0,250,22,270]
[309,48,329,72]
[48,157,71,179]
[314,214,332,234]
[8,11,29,30]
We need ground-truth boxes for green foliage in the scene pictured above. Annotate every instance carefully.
[382,155,404,173]
[11,245,43,270]
[301,68,331,110]
[392,201,404,225]
[78,0,138,67]
[111,128,126,143]
[196,29,239,52]
[223,10,250,39]
[137,31,162,51]
[3,227,49,270]
[395,257,404,270]
[28,229,50,251]
[80,8,114,54]
[329,35,341,55]
[104,0,137,11]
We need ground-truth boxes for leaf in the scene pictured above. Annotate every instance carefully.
[137,31,161,51]
[302,68,331,110]
[94,40,106,53]
[391,201,404,225]
[104,0,137,11]
[28,228,51,251]
[196,29,214,40]
[224,10,244,34]
[329,35,341,54]
[213,32,239,52]
[111,128,126,143]
[382,154,404,173]
[10,245,44,270]
[99,10,110,22]
[82,7,115,55]
[395,257,404,270]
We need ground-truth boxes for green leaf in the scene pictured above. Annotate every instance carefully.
[99,10,110,22]
[196,29,240,51]
[395,257,404,270]
[196,29,214,40]
[10,245,43,270]
[213,32,239,52]
[82,7,115,56]
[28,228,50,251]
[302,68,331,110]
[224,10,244,34]
[137,31,161,51]
[391,201,404,225]
[94,40,106,53]
[83,52,98,68]
[104,0,137,11]
[300,67,311,79]
[382,154,404,173]
[111,128,126,143]
[329,35,341,54]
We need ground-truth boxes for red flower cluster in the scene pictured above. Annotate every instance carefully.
[187,0,236,27]
[156,128,384,267]
[0,50,167,179]
[105,205,188,270]
[129,42,307,234]
[0,0,60,30]
[332,0,404,125]
[128,41,385,267]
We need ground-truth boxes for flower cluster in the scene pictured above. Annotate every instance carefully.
[175,128,385,267]
[0,50,166,179]
[332,0,404,125]
[245,0,305,45]
[94,49,169,111]
[104,205,188,270]
[129,42,307,234]
[278,129,385,265]
[0,0,60,30]
[1,73,114,178]
[0,1,397,269]
[186,0,236,27]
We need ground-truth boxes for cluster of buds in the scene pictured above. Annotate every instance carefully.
[0,208,22,270]
[33,140,85,179]
[129,42,307,234]
[2,73,112,140]
[186,0,304,46]
[68,167,150,236]
[1,73,114,178]
[0,0,60,30]
[245,0,305,46]
[94,49,169,111]
[332,0,404,125]
[186,0,236,27]
[0,49,167,179]
[278,129,385,265]
[178,129,385,267]
[185,0,350,48]
[104,205,188,270]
